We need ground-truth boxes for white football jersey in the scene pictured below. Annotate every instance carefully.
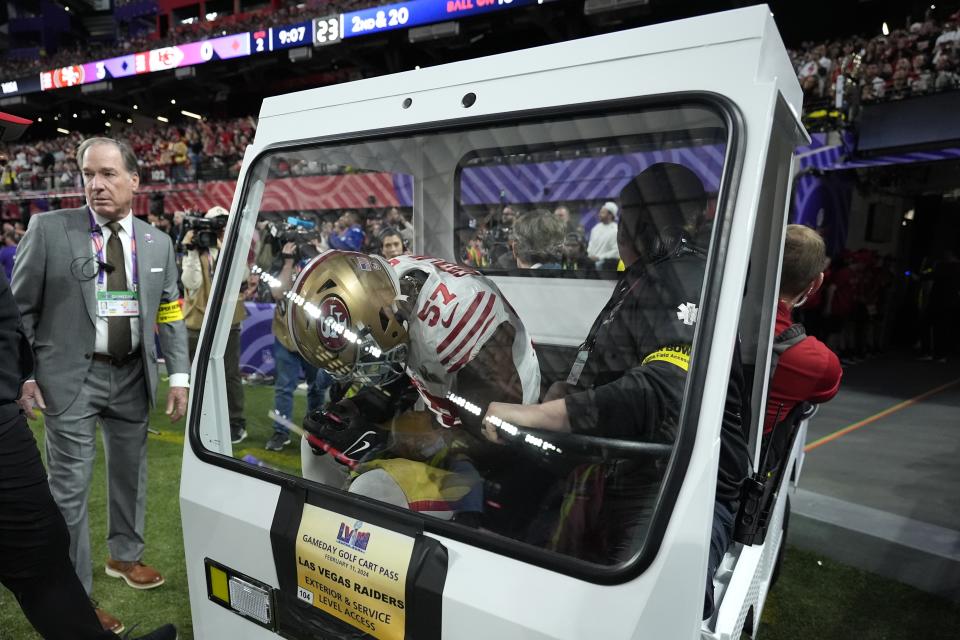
[388,255,540,428]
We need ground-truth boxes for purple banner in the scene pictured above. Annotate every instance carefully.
[457,146,726,206]
[240,302,277,377]
[792,137,853,256]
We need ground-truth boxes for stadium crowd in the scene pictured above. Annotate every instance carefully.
[0,115,256,192]
[7,192,955,365]
[789,9,960,107]
[0,0,370,81]
[3,2,959,117]
[0,172,938,366]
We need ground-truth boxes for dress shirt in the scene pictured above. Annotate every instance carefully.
[92,210,188,388]
[92,210,140,356]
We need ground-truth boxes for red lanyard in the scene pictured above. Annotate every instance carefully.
[89,208,138,290]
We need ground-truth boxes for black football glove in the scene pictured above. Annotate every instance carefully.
[303,401,388,467]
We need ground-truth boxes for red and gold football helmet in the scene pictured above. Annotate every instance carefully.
[287,250,409,386]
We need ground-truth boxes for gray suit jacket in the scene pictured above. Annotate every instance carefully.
[11,207,189,416]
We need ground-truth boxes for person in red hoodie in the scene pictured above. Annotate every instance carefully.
[764,225,843,435]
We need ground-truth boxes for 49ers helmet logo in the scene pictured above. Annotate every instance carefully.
[317,296,350,352]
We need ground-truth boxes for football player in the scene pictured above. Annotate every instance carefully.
[285,250,540,520]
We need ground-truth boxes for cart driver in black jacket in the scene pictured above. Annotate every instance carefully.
[483,162,749,620]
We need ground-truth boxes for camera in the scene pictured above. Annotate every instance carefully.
[177,214,227,252]
[269,216,321,262]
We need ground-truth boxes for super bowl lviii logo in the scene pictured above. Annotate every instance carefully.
[337,520,371,552]
[318,295,350,352]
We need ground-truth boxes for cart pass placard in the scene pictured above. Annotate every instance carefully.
[295,504,414,639]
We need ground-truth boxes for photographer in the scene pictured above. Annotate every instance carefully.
[266,239,332,451]
[329,211,365,252]
[181,206,248,444]
[488,205,518,269]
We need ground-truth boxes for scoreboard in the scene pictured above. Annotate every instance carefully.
[252,20,316,53]
[337,0,541,40]
[315,0,542,45]
[0,0,545,98]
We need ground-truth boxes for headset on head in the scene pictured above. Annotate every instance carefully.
[618,162,711,262]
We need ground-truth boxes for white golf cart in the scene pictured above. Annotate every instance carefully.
[181,6,809,639]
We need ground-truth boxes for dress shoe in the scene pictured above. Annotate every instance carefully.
[105,558,165,590]
[94,605,124,634]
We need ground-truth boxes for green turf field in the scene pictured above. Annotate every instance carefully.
[1,380,958,639]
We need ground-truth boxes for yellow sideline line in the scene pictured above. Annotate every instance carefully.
[804,377,960,453]
[148,430,185,445]
[147,429,295,467]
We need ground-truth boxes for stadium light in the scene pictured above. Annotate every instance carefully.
[288,47,312,62]
[157,116,169,123]
[81,81,112,94]
[56,127,69,134]
[882,22,890,35]
[181,110,202,120]
[408,21,459,43]
[583,0,650,16]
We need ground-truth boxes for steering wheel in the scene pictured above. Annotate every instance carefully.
[500,424,673,463]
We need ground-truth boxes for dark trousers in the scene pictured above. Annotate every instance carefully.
[188,324,245,429]
[0,410,115,639]
[704,499,736,620]
[272,339,330,436]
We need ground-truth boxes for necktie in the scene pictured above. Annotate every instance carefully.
[105,221,132,360]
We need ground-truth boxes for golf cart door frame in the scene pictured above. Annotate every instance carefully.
[705,94,810,640]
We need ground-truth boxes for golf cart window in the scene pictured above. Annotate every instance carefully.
[199,101,733,572]
[453,131,726,278]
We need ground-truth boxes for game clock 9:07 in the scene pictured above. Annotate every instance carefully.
[314,16,344,46]
[278,26,308,45]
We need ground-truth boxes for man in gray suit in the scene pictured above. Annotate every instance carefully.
[12,137,189,633]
